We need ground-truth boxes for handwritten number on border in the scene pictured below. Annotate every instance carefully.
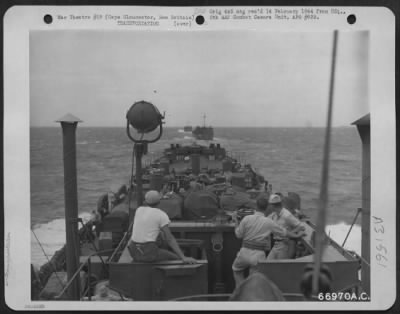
[372,216,387,268]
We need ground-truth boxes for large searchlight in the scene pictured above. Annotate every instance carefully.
[126,100,165,143]
[126,100,165,208]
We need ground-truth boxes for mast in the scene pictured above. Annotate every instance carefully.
[312,30,338,295]
[56,113,82,300]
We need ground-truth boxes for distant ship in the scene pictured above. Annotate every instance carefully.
[192,114,214,140]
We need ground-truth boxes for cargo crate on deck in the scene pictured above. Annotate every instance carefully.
[108,239,208,300]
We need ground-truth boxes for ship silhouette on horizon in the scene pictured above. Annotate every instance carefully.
[192,114,214,141]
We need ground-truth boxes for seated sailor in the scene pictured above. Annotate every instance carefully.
[267,193,305,260]
[128,190,196,264]
[232,197,305,287]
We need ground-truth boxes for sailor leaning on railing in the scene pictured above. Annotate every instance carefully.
[267,193,306,260]
[231,195,306,288]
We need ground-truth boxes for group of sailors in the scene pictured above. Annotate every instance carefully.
[126,189,306,290]
[231,193,306,287]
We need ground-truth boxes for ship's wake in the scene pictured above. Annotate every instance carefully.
[31,212,93,267]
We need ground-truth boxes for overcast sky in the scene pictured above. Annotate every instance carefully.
[30,30,369,127]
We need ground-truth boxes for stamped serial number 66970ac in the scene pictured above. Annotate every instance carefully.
[318,292,370,301]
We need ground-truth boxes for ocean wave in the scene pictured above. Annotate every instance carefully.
[31,212,93,267]
[326,222,361,255]
[331,158,354,162]
[77,140,102,145]
[170,136,194,142]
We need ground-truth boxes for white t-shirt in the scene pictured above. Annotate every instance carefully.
[131,206,171,243]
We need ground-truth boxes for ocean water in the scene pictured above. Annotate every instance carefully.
[30,127,363,266]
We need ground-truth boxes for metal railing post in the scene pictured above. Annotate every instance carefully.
[88,257,92,301]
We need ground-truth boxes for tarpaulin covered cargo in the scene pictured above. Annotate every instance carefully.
[220,189,256,211]
[183,190,219,219]
[159,193,183,219]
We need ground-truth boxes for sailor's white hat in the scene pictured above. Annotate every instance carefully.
[269,194,282,204]
[145,190,162,205]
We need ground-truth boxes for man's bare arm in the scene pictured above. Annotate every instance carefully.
[161,225,197,264]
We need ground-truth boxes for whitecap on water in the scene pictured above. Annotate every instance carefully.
[326,222,361,255]
[31,212,93,267]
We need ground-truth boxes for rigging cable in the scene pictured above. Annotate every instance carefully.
[312,29,338,296]
[31,228,66,290]
[342,207,362,247]
[357,255,371,267]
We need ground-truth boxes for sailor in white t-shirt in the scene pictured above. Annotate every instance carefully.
[128,190,196,263]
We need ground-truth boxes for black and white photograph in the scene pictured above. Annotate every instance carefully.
[3,6,396,311]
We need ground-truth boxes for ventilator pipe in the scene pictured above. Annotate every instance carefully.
[56,113,82,300]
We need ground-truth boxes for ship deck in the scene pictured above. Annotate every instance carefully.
[169,157,224,173]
